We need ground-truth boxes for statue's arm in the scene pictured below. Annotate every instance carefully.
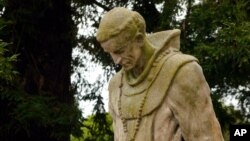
[167,61,224,141]
[108,77,116,120]
[108,75,120,141]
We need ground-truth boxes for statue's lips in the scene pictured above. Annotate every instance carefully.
[121,60,131,66]
[121,63,133,69]
[122,63,130,68]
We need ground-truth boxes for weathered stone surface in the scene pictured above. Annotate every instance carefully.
[97,7,224,141]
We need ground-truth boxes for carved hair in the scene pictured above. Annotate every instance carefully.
[96,7,146,43]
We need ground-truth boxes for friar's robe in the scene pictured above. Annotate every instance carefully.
[108,29,224,141]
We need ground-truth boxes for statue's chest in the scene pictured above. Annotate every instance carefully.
[110,52,197,119]
[119,82,165,119]
[112,67,170,119]
[111,54,174,119]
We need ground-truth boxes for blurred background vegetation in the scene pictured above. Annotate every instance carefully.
[0,0,249,141]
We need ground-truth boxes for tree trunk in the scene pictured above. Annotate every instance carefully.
[1,0,76,141]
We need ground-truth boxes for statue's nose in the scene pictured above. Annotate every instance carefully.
[114,56,122,64]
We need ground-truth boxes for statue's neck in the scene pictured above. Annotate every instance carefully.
[131,40,154,78]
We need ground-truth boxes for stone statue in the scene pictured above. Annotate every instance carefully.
[96,7,224,141]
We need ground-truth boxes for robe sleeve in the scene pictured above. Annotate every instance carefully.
[167,61,224,141]
[108,76,116,120]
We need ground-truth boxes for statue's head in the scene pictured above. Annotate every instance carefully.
[96,7,146,43]
[96,7,147,71]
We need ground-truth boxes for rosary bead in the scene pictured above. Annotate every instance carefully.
[118,71,150,141]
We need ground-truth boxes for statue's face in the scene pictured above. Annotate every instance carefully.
[100,32,143,71]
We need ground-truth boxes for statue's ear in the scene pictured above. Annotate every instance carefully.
[134,33,144,48]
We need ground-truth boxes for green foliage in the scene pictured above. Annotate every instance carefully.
[1,91,83,141]
[0,38,83,140]
[188,0,250,85]
[13,94,83,139]
[0,40,18,82]
[0,19,19,102]
[71,113,113,141]
[0,18,17,82]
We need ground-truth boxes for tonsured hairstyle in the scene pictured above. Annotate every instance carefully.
[96,7,146,43]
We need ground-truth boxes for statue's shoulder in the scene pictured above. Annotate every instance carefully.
[108,70,122,91]
[168,53,205,79]
[160,52,199,77]
[171,52,198,63]
[164,52,198,65]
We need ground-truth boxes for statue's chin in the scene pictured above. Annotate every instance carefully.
[122,65,134,71]
[123,67,132,72]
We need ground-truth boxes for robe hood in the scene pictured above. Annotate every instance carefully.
[125,29,182,86]
[148,29,181,53]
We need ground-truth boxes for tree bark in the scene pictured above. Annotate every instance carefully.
[1,0,76,141]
